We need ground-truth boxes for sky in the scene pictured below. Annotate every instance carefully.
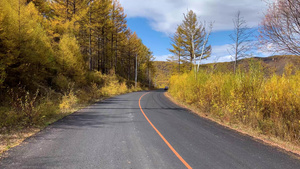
[119,0,273,63]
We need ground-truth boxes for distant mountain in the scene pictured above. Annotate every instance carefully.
[153,55,300,87]
[153,61,174,88]
[203,55,299,75]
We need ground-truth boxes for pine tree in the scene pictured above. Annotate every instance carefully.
[91,0,112,73]
[111,0,127,72]
[0,0,54,90]
[57,33,85,83]
[168,25,186,73]
[27,0,53,18]
[50,0,88,21]
[179,10,211,70]
[0,0,154,94]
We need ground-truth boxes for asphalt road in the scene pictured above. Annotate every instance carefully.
[0,90,299,169]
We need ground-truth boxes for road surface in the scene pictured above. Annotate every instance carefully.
[0,90,299,169]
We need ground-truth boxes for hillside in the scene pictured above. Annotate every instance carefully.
[204,55,300,75]
[153,61,174,88]
[153,55,300,87]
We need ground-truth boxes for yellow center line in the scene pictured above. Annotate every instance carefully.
[138,92,192,169]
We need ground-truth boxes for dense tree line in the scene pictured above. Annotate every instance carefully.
[0,0,154,100]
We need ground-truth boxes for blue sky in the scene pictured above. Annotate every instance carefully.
[127,18,171,60]
[120,0,273,63]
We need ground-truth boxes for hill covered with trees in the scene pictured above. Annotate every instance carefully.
[154,55,300,88]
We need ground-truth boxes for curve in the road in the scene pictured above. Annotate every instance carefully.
[1,90,299,169]
[139,92,192,169]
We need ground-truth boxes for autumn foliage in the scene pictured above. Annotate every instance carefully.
[0,0,153,129]
[169,61,300,144]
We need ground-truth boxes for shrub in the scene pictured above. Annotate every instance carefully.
[59,90,78,113]
[169,64,300,144]
[9,88,40,126]
[0,70,142,131]
[53,74,70,92]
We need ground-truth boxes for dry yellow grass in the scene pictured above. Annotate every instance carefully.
[0,128,40,155]
[169,62,300,144]
[165,88,300,158]
[0,71,145,155]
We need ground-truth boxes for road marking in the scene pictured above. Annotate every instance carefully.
[139,92,192,169]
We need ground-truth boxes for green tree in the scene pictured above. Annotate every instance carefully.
[178,10,211,71]
[168,25,186,73]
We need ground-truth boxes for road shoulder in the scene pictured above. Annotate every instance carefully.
[164,92,300,159]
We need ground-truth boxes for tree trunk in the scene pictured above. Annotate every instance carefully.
[135,54,137,88]
[178,52,181,73]
[102,28,105,73]
[73,0,76,15]
[88,1,92,71]
[128,49,130,80]
[148,54,150,88]
[98,36,101,71]
[115,39,118,71]
[66,0,69,20]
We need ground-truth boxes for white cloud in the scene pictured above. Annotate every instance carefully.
[208,42,276,64]
[163,44,234,63]
[217,55,234,62]
[212,44,232,56]
[205,44,234,63]
[157,44,234,63]
[157,43,272,63]
[154,54,172,61]
[120,0,270,34]
[257,43,279,57]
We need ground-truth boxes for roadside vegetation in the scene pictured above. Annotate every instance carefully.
[167,0,300,150]
[169,60,300,145]
[0,0,153,153]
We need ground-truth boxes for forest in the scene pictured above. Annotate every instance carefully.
[0,0,154,131]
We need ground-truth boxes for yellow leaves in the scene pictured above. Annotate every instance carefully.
[101,80,128,96]
[169,67,300,143]
[284,63,295,76]
[59,90,78,113]
[57,33,84,79]
[26,28,34,34]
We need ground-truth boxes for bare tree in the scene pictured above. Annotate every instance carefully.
[228,11,254,73]
[260,0,300,55]
[197,22,213,72]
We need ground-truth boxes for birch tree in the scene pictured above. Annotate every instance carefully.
[197,22,213,72]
